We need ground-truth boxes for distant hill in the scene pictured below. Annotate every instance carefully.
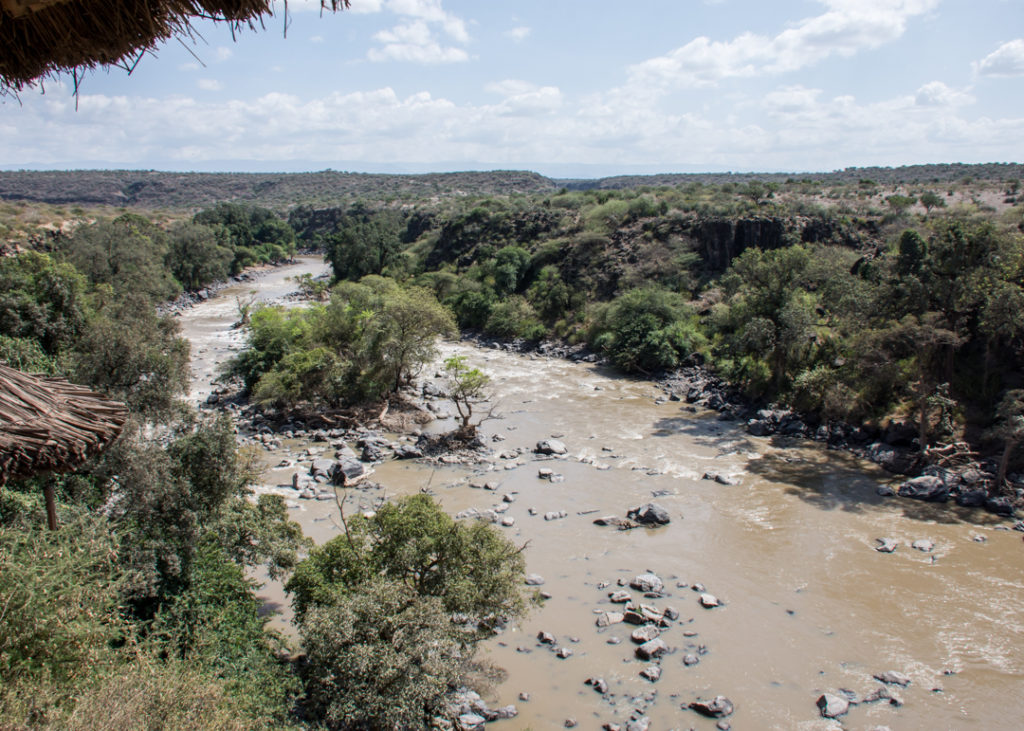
[0,170,558,209]
[558,162,1024,190]
[0,163,1020,210]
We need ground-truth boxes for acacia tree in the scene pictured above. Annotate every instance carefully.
[443,355,490,433]
[919,190,946,213]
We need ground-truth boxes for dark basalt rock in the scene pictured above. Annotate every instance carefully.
[688,696,734,718]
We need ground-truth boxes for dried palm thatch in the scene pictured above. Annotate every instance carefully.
[0,1,348,95]
[0,362,128,486]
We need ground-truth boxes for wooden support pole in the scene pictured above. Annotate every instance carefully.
[43,481,58,530]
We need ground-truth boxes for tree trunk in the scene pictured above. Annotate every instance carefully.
[995,438,1018,494]
[918,401,929,453]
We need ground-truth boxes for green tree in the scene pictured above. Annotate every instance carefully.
[591,286,704,373]
[378,285,456,392]
[443,355,491,432]
[286,494,525,625]
[61,214,181,302]
[0,251,90,356]
[167,222,234,291]
[71,294,190,418]
[299,579,463,730]
[919,190,946,213]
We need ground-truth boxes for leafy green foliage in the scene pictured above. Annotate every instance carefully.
[152,540,298,725]
[71,294,190,418]
[167,221,235,291]
[0,250,90,355]
[590,286,704,373]
[60,214,181,302]
[443,355,490,430]
[193,202,296,273]
[0,511,124,686]
[286,494,526,625]
[287,495,526,729]
[299,580,463,730]
[232,277,454,407]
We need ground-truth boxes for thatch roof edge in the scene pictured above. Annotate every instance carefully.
[0,363,129,484]
[0,1,349,95]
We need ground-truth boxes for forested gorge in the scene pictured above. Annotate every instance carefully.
[1,170,1023,729]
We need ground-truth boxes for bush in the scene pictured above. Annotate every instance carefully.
[299,580,463,730]
[589,287,704,373]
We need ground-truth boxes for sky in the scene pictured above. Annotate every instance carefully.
[1,0,1022,177]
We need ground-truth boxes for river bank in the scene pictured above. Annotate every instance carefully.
[176,257,1024,731]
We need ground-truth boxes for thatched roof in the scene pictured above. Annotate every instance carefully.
[0,1,348,95]
[0,363,128,484]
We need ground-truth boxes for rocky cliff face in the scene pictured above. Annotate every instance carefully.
[687,215,864,272]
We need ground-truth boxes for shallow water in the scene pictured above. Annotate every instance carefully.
[178,258,1024,730]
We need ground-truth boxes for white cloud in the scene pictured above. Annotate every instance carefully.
[214,47,233,62]
[369,21,468,63]
[197,79,223,91]
[914,81,974,108]
[178,62,201,72]
[6,78,1020,173]
[485,80,562,116]
[974,39,1024,77]
[310,35,325,43]
[366,0,469,64]
[629,0,939,90]
[504,26,531,43]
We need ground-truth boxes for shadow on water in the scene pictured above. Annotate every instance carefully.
[739,436,1007,526]
[650,414,758,455]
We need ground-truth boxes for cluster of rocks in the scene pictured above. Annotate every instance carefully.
[439,689,518,731]
[462,333,600,363]
[537,572,733,729]
[661,367,1023,519]
[816,670,912,722]
[888,471,1019,515]
[158,269,261,316]
[661,366,747,419]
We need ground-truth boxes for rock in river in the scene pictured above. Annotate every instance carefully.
[897,475,949,502]
[630,573,664,593]
[627,502,672,525]
[535,439,567,455]
[699,593,722,608]
[688,696,734,718]
[873,670,911,687]
[875,537,898,553]
[635,638,668,660]
[816,693,850,719]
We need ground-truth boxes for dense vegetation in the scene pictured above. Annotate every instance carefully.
[2,166,1023,728]
[0,199,526,729]
[282,174,1024,469]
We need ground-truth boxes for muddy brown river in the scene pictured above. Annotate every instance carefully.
[177,258,1024,730]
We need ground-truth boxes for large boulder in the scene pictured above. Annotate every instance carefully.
[867,443,920,475]
[746,419,774,437]
[955,489,987,507]
[629,573,664,593]
[985,496,1015,516]
[898,475,949,502]
[627,503,671,526]
[816,693,850,719]
[689,696,734,718]
[332,457,367,485]
[535,439,567,455]
[309,458,336,481]
[635,638,668,660]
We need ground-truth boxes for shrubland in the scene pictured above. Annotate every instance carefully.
[2,166,1023,728]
